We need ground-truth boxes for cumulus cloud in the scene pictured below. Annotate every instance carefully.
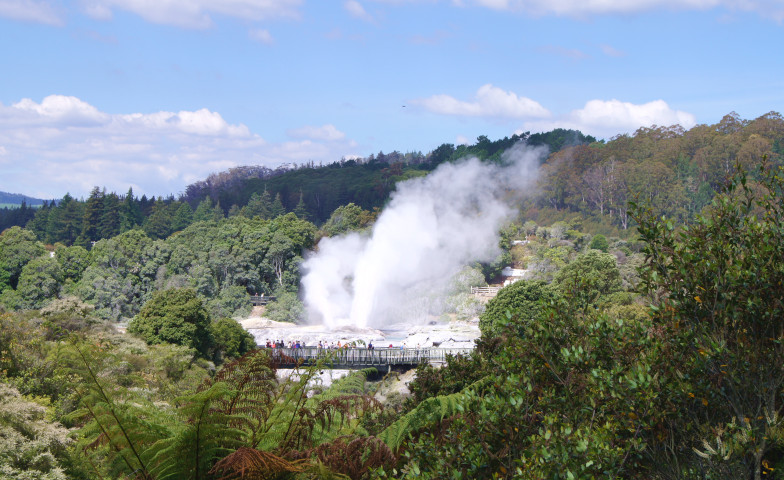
[413,84,551,119]
[521,99,697,139]
[0,95,358,199]
[0,0,63,25]
[287,124,346,141]
[80,0,302,29]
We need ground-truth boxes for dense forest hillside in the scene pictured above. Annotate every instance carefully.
[3,112,784,479]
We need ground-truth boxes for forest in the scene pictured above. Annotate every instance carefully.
[2,111,784,478]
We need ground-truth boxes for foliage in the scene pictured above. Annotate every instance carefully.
[16,256,63,310]
[322,203,375,236]
[208,317,256,362]
[0,226,45,289]
[264,288,304,323]
[588,233,609,252]
[478,280,560,337]
[0,383,71,480]
[633,160,784,479]
[128,288,213,358]
[552,249,622,308]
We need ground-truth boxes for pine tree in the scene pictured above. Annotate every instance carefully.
[120,188,143,233]
[242,191,272,220]
[270,193,286,219]
[171,202,194,232]
[101,191,122,239]
[293,191,309,220]
[82,187,105,243]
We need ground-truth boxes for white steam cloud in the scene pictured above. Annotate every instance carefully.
[301,143,546,330]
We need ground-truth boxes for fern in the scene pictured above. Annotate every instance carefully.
[144,382,244,480]
[67,342,165,479]
[378,378,489,451]
[208,447,306,479]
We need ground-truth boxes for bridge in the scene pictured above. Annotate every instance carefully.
[250,295,275,306]
[264,346,473,371]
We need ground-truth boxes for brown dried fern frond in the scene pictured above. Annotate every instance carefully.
[208,447,306,480]
[312,435,396,480]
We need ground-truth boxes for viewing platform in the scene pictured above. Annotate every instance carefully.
[264,346,473,371]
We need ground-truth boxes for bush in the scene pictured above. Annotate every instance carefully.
[478,280,559,337]
[128,288,212,358]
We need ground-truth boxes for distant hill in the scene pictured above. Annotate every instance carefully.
[0,191,47,207]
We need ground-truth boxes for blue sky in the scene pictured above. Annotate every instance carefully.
[0,0,782,200]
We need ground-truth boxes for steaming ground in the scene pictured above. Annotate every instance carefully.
[301,143,545,331]
[240,308,481,349]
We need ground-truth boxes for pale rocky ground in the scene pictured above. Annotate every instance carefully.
[240,306,478,398]
[239,307,481,349]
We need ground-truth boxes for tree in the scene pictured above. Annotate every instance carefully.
[588,233,609,252]
[120,187,143,233]
[264,288,304,323]
[552,250,621,307]
[633,161,784,479]
[143,198,174,239]
[81,186,105,243]
[0,226,46,289]
[17,255,63,309]
[171,202,194,232]
[293,191,309,220]
[128,288,213,358]
[208,317,256,362]
[478,280,560,337]
[322,203,371,236]
[270,193,286,219]
[101,191,122,239]
[242,191,272,220]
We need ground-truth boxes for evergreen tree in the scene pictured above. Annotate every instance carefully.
[242,191,272,219]
[270,193,286,218]
[81,187,104,243]
[293,191,309,220]
[47,194,83,246]
[101,192,121,239]
[193,198,221,223]
[120,187,143,233]
[171,202,194,232]
[26,200,51,240]
[143,198,174,239]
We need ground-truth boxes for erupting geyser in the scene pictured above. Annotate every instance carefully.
[301,144,546,330]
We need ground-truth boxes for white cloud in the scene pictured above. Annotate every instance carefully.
[600,43,625,57]
[81,0,302,29]
[345,0,374,21]
[287,124,346,141]
[460,0,784,20]
[0,95,358,199]
[413,84,551,119]
[521,99,697,139]
[0,0,63,25]
[249,28,274,44]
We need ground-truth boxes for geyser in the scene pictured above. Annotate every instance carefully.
[301,143,545,330]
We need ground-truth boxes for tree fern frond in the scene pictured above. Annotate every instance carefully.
[311,435,395,480]
[378,378,489,451]
[208,447,306,480]
[145,382,243,480]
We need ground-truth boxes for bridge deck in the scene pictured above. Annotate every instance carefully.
[264,346,473,370]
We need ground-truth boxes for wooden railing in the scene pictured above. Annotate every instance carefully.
[250,295,275,305]
[471,286,502,296]
[264,347,473,369]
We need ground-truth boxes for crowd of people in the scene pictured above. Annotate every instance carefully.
[262,340,420,350]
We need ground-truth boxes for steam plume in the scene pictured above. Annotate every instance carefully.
[301,143,545,329]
